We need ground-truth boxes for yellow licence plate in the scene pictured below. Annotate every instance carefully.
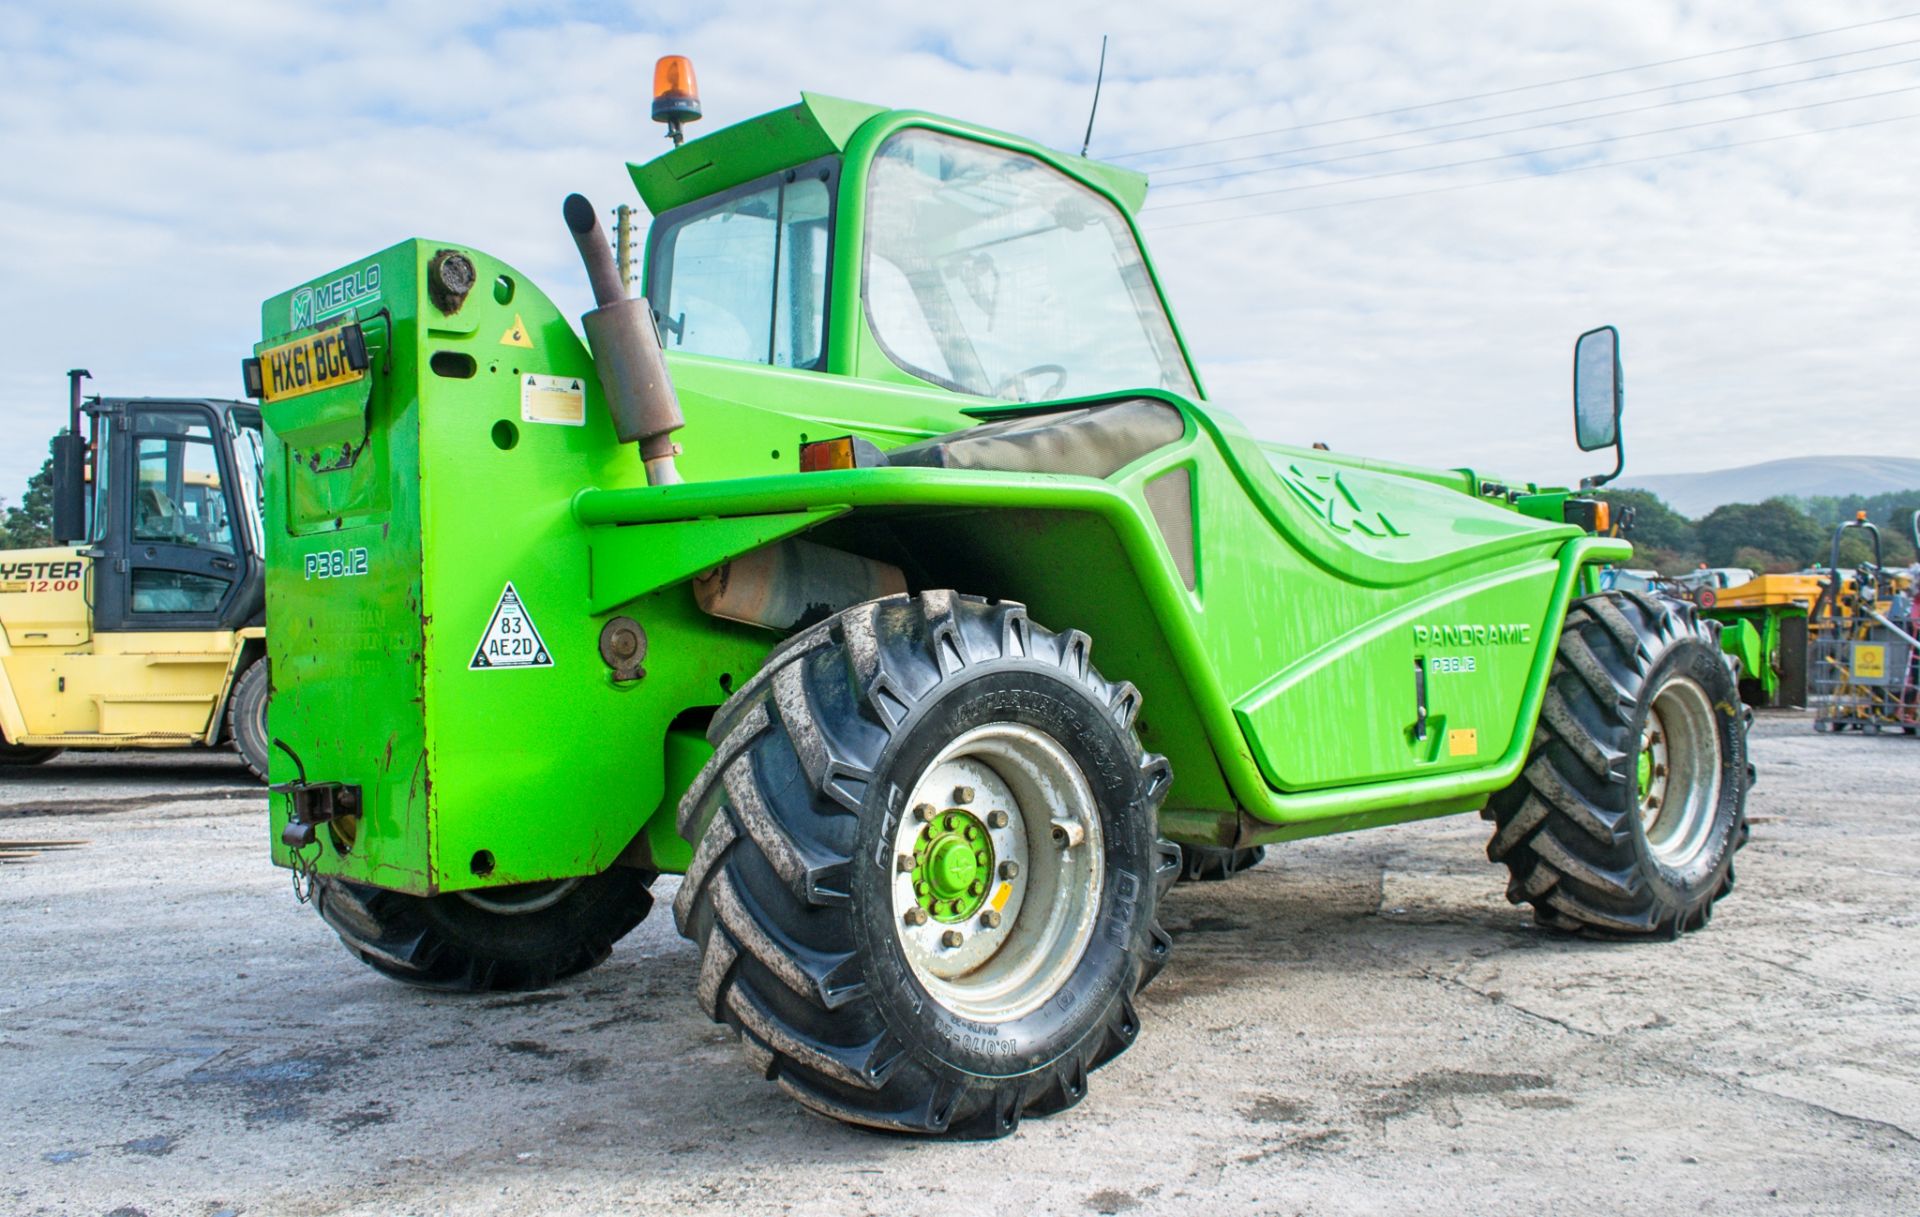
[257,325,367,404]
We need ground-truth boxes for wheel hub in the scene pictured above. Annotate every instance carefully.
[1636,676,1722,869]
[889,723,1105,1023]
[912,811,995,922]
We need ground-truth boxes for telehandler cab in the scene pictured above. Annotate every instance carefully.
[0,371,270,777]
[249,64,1749,1138]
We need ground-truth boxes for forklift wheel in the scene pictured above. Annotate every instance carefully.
[674,592,1176,1139]
[1484,591,1748,937]
[1175,844,1266,883]
[0,740,63,766]
[312,867,656,992]
[228,660,271,782]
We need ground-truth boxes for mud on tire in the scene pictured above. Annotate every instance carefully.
[1485,591,1749,936]
[674,592,1177,1139]
[313,867,656,992]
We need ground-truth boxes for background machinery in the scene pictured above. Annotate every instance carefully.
[248,67,1750,1137]
[0,371,271,777]
[1808,513,1918,733]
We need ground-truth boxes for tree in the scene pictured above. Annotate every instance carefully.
[1788,489,1920,566]
[1729,545,1793,574]
[1,435,59,550]
[1695,498,1828,569]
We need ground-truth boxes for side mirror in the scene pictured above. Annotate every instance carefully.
[1572,325,1624,488]
[50,431,87,545]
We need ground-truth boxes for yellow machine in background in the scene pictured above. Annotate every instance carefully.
[1808,513,1918,734]
[0,372,270,777]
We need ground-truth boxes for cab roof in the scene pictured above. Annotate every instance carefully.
[628,92,1150,217]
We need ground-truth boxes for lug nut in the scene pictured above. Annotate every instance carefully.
[913,803,936,822]
[953,785,975,804]
[941,929,964,948]
[980,909,1001,929]
[969,880,985,896]
[999,860,1019,880]
[903,907,929,927]
[987,809,1008,829]
[897,854,915,873]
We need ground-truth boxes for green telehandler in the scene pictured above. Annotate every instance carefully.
[247,65,1749,1138]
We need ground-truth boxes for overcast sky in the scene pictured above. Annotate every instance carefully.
[2,0,1916,502]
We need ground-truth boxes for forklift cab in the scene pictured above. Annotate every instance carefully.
[78,398,267,631]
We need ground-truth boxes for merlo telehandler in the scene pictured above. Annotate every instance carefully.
[247,62,1749,1138]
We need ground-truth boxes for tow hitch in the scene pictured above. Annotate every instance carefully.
[271,780,361,849]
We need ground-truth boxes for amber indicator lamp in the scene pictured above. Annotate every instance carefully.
[652,55,702,146]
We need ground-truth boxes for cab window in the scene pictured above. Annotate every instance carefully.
[864,128,1196,402]
[128,410,234,614]
[649,161,835,370]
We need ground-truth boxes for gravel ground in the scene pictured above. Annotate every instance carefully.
[0,712,1914,1217]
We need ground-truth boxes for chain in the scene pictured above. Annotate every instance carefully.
[289,840,320,904]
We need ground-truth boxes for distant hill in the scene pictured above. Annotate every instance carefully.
[1618,456,1920,518]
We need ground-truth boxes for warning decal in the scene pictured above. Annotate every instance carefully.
[499,314,534,348]
[521,373,585,426]
[470,581,553,670]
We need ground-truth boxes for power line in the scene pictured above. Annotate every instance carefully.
[1150,52,1920,193]
[1147,82,1920,212]
[1147,36,1920,181]
[1110,11,1920,161]
[1144,109,1920,232]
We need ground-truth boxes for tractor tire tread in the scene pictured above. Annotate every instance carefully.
[1484,591,1747,938]
[676,592,1169,1138]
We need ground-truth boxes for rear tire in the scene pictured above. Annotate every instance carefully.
[1175,843,1266,882]
[1485,591,1748,936]
[0,740,62,766]
[674,592,1176,1138]
[313,867,656,992]
[228,660,270,782]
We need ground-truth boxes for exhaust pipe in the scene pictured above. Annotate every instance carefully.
[564,193,685,486]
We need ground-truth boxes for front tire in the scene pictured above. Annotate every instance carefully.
[1485,591,1748,936]
[313,867,656,992]
[675,592,1176,1138]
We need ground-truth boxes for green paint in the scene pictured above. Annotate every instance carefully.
[912,811,993,922]
[1701,606,1802,704]
[1637,745,1653,799]
[256,93,1630,897]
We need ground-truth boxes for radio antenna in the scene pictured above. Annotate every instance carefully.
[1079,34,1108,157]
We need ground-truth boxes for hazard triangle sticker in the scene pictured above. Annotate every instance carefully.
[470,581,553,670]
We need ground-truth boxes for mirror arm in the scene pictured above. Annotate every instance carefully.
[1580,434,1624,490]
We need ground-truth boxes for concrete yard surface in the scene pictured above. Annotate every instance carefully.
[0,713,1914,1216]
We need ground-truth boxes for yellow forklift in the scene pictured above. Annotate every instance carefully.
[0,371,269,777]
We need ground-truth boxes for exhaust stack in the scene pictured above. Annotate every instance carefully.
[564,193,685,486]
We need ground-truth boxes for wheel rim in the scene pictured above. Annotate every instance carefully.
[457,878,581,915]
[889,723,1105,1023]
[1637,676,1721,869]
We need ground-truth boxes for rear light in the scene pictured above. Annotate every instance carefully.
[1563,497,1610,534]
[799,436,887,472]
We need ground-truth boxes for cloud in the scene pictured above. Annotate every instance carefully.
[1,0,1914,501]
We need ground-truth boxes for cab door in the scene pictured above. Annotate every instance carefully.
[83,403,255,738]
